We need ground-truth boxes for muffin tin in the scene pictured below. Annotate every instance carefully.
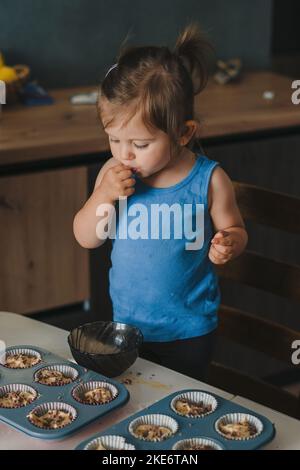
[76,389,275,450]
[0,345,129,440]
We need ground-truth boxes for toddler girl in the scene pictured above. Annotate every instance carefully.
[73,23,248,381]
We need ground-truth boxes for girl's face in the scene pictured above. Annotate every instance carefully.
[100,99,174,178]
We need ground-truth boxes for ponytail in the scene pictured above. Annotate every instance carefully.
[174,23,214,95]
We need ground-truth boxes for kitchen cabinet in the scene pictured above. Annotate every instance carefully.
[0,167,89,313]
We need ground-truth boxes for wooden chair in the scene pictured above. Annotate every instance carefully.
[207,182,300,419]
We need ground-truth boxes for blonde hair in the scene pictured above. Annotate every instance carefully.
[98,23,214,154]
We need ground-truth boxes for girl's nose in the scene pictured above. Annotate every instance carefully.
[120,146,135,163]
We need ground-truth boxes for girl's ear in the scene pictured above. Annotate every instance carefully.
[179,120,198,145]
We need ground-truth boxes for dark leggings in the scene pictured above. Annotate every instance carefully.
[139,329,217,382]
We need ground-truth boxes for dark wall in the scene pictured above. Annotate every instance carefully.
[1,0,273,88]
[273,0,300,54]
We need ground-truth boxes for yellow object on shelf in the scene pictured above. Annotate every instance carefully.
[0,50,30,103]
[0,66,18,83]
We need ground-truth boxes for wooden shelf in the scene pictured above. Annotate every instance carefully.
[1,72,300,165]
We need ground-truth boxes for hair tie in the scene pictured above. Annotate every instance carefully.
[105,63,118,78]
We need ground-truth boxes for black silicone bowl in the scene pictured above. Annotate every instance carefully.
[68,321,143,378]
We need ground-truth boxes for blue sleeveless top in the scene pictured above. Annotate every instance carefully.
[109,154,221,342]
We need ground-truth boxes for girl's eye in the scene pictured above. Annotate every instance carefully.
[134,143,149,149]
[109,139,148,149]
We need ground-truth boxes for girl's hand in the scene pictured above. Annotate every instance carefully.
[99,163,136,202]
[208,230,235,265]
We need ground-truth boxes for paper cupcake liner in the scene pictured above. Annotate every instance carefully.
[72,381,118,405]
[0,383,38,409]
[170,391,218,418]
[34,364,79,386]
[172,437,224,450]
[27,402,77,429]
[2,348,41,369]
[129,414,178,442]
[215,413,263,441]
[84,435,136,450]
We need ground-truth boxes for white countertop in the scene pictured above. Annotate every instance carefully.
[0,311,299,450]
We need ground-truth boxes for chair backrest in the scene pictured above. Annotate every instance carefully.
[217,182,300,302]
[233,182,300,234]
[208,182,300,419]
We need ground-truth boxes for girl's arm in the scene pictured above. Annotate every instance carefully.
[73,158,133,249]
[73,158,116,249]
[208,166,248,265]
